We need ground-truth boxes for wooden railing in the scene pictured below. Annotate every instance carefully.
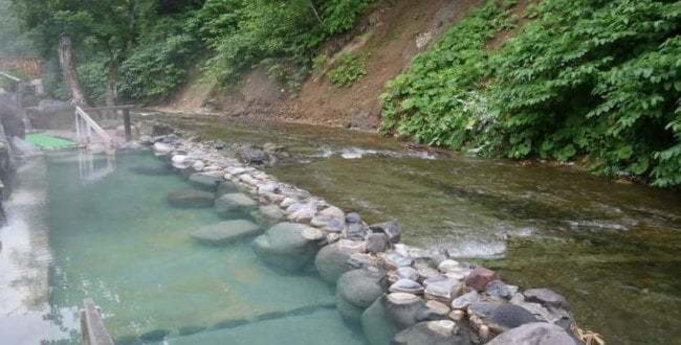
[81,299,114,345]
[75,106,112,145]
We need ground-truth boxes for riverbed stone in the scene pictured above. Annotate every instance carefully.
[485,322,579,345]
[167,189,215,208]
[366,233,389,253]
[310,211,346,232]
[395,267,419,281]
[240,146,267,164]
[190,220,261,245]
[417,300,451,322]
[370,221,402,243]
[214,193,258,217]
[153,142,173,155]
[189,172,223,191]
[383,252,414,270]
[465,266,500,291]
[424,275,463,303]
[336,268,387,323]
[286,202,318,223]
[346,212,362,224]
[314,240,366,284]
[393,320,472,345]
[346,223,369,239]
[451,290,480,310]
[524,288,570,311]
[390,279,424,294]
[252,222,323,272]
[486,280,518,300]
[487,304,538,332]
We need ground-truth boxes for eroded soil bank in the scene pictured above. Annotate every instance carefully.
[158,113,681,344]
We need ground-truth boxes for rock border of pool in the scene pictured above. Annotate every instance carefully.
[140,130,595,345]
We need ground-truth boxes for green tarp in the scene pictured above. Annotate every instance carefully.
[25,133,75,149]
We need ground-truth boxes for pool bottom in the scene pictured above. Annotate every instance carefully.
[40,151,365,344]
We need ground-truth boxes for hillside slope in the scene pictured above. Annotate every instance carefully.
[162,0,481,129]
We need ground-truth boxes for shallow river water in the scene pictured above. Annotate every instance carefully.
[164,115,681,344]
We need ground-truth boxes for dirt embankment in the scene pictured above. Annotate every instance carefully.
[161,0,482,130]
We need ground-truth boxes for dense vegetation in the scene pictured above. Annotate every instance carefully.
[381,0,681,187]
[9,0,372,103]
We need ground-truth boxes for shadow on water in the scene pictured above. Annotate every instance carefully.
[160,114,681,344]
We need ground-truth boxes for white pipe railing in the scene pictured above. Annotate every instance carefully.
[75,106,112,145]
[0,71,21,82]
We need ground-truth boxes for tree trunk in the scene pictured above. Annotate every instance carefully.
[105,64,117,108]
[58,34,87,106]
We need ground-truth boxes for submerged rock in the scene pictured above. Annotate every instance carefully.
[251,205,286,227]
[191,220,261,245]
[336,267,387,323]
[214,193,258,217]
[167,189,215,208]
[216,181,239,197]
[130,165,173,176]
[393,320,472,345]
[315,240,366,284]
[188,172,223,192]
[252,222,324,271]
[524,288,570,311]
[485,322,579,345]
[361,293,425,345]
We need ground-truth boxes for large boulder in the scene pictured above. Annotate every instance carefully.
[167,189,215,208]
[251,222,324,272]
[335,268,387,323]
[361,293,425,345]
[214,193,258,217]
[188,172,223,192]
[314,240,366,284]
[190,220,261,245]
[393,320,472,345]
[486,322,579,345]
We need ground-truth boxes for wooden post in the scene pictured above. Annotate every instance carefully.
[123,109,132,142]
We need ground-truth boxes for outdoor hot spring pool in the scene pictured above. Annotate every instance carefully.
[2,151,367,344]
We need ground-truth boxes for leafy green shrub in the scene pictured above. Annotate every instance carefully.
[117,17,200,102]
[199,0,373,84]
[312,54,329,73]
[380,0,515,147]
[381,0,681,187]
[328,53,367,87]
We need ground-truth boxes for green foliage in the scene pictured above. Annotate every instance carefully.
[381,0,681,187]
[198,0,373,84]
[328,53,367,87]
[380,0,515,147]
[0,0,35,57]
[118,18,200,102]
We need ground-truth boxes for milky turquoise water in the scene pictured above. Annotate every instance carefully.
[42,151,365,344]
